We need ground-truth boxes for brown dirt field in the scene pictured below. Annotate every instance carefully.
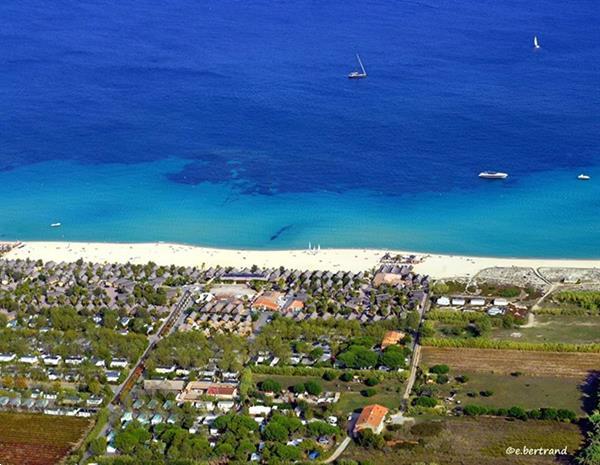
[421,347,600,377]
[0,412,90,465]
[0,443,72,465]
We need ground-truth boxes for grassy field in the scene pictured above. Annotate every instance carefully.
[433,371,586,415]
[492,315,600,345]
[253,374,404,413]
[421,346,600,378]
[0,412,90,465]
[342,416,584,465]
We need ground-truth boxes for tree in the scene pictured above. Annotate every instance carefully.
[337,345,378,369]
[90,437,107,455]
[102,309,119,329]
[263,422,288,442]
[474,317,492,336]
[239,368,252,400]
[273,444,301,461]
[14,376,28,390]
[406,311,420,331]
[259,379,281,393]
[88,379,102,396]
[293,383,306,394]
[420,320,435,337]
[356,429,384,449]
[304,380,322,396]
[379,347,407,370]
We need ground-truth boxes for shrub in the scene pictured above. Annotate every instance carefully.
[436,374,449,384]
[429,364,450,375]
[507,406,528,420]
[480,390,493,397]
[364,377,379,387]
[361,388,377,397]
[414,396,437,408]
[339,372,353,382]
[322,370,336,381]
[455,374,469,383]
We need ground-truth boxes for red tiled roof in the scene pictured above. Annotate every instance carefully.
[354,404,389,432]
[207,386,237,396]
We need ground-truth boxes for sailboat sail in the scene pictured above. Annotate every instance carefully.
[356,54,366,75]
[534,36,540,48]
[348,53,367,79]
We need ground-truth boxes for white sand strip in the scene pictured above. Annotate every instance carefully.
[3,241,600,278]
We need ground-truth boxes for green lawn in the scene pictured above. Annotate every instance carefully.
[334,391,401,413]
[254,374,404,413]
[491,315,600,344]
[433,371,586,415]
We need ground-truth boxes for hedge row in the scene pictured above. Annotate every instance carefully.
[426,309,489,323]
[462,404,578,421]
[250,364,408,382]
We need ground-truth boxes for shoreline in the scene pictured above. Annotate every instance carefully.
[3,241,600,278]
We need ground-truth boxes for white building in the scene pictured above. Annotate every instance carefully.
[436,296,450,306]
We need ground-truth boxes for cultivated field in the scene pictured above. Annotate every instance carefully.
[0,413,90,465]
[342,416,584,465]
[421,347,600,378]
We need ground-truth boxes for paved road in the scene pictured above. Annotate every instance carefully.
[400,294,429,412]
[402,343,421,403]
[323,436,352,463]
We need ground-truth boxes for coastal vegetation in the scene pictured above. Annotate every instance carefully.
[340,417,584,465]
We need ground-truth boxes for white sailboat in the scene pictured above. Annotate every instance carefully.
[348,54,367,79]
[50,222,62,228]
[578,174,590,181]
[533,36,540,49]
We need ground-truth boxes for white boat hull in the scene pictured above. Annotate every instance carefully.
[479,172,508,179]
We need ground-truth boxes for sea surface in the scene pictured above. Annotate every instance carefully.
[1,0,599,257]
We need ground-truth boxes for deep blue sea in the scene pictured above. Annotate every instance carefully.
[1,0,599,256]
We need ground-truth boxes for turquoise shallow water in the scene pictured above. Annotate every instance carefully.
[1,158,599,258]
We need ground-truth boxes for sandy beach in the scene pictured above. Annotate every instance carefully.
[3,241,600,279]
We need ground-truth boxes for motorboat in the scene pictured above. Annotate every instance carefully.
[479,171,508,179]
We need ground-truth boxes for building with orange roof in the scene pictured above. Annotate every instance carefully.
[287,299,304,311]
[353,404,389,436]
[381,330,406,350]
[252,291,285,311]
